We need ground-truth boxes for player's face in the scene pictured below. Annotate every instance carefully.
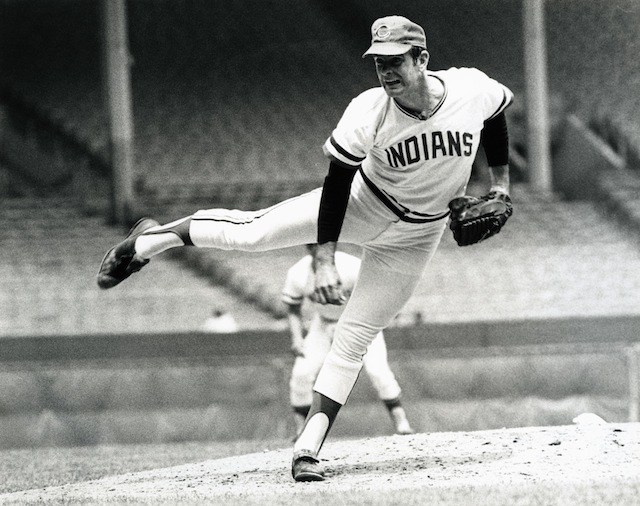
[373,52,423,97]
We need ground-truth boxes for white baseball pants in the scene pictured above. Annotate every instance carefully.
[289,314,401,407]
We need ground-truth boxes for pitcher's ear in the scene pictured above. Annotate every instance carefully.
[421,50,430,68]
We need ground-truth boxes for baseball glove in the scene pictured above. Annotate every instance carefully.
[448,191,513,246]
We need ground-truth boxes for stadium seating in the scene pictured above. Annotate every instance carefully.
[4,0,639,194]
[7,177,640,337]
[156,180,640,327]
[0,197,284,337]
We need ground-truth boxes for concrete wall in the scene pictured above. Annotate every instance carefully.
[0,317,637,448]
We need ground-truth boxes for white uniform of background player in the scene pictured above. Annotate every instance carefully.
[282,246,413,437]
[97,15,513,481]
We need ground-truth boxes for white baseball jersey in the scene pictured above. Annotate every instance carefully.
[282,251,361,322]
[324,67,513,221]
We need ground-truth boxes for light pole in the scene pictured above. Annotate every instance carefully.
[101,0,135,224]
[523,0,553,194]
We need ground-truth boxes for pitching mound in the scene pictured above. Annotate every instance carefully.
[2,423,639,505]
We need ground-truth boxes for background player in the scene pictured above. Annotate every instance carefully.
[97,15,513,482]
[283,244,413,439]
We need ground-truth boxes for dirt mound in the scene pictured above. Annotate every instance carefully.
[2,423,639,505]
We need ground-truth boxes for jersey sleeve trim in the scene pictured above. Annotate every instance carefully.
[324,135,366,166]
[487,88,514,121]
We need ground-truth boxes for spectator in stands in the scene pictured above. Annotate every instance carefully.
[201,307,238,333]
[282,244,413,439]
[97,15,512,482]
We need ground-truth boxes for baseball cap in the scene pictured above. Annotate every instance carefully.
[362,16,427,58]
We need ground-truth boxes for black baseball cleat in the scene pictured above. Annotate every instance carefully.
[97,218,159,289]
[291,449,325,482]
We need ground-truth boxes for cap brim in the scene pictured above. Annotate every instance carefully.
[362,42,413,58]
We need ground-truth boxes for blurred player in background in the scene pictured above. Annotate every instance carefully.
[98,15,513,482]
[283,244,413,439]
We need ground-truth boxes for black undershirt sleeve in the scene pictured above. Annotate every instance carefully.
[317,161,357,244]
[481,111,509,167]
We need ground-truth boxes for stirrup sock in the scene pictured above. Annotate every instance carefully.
[135,217,193,258]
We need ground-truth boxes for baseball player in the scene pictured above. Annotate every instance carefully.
[283,244,413,439]
[97,15,513,482]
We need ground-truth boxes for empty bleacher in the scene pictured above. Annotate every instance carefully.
[159,181,640,326]
[1,0,376,196]
[407,183,640,323]
[4,0,639,194]
[0,197,284,337]
[6,176,640,337]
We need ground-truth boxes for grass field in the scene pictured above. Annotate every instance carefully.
[1,423,638,505]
